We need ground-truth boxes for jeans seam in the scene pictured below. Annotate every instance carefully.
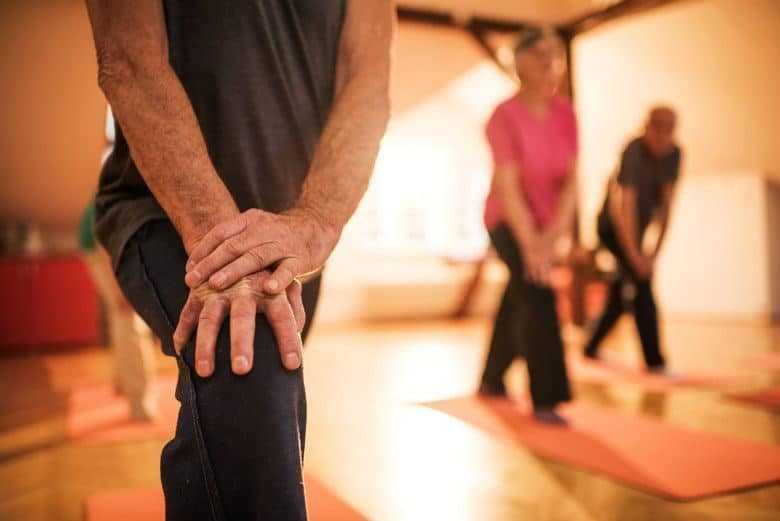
[133,230,224,521]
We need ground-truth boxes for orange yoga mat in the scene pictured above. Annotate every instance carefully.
[745,354,780,371]
[727,385,780,412]
[422,395,780,500]
[568,354,739,393]
[67,376,179,443]
[84,475,367,521]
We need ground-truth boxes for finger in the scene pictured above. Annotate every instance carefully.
[264,257,299,295]
[194,298,228,378]
[207,246,284,290]
[173,296,204,354]
[229,295,256,375]
[186,217,248,271]
[286,279,305,333]
[263,295,302,370]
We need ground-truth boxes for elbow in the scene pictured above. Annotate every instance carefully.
[96,47,133,96]
[95,46,166,98]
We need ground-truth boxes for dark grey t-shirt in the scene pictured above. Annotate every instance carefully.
[599,137,681,240]
[95,0,347,267]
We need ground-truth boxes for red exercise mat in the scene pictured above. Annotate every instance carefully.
[67,376,178,443]
[84,475,367,521]
[568,354,740,393]
[421,395,780,500]
[727,385,780,412]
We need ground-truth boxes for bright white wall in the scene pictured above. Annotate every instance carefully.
[572,0,780,246]
[655,171,776,322]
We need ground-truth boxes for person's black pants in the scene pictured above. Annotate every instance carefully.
[480,223,571,408]
[583,224,665,368]
[115,219,321,520]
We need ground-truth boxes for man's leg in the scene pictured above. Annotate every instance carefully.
[633,279,665,369]
[583,277,625,359]
[116,219,311,521]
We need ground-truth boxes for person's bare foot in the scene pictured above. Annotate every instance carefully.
[533,407,568,426]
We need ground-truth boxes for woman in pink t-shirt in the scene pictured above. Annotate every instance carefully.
[479,26,577,424]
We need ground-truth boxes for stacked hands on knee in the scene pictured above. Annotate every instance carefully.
[173,208,335,378]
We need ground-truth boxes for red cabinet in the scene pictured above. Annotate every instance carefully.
[0,256,99,349]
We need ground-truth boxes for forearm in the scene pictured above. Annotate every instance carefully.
[616,209,644,266]
[543,171,577,242]
[494,167,537,246]
[291,70,390,255]
[100,63,238,253]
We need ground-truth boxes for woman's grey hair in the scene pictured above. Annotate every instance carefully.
[514,25,563,55]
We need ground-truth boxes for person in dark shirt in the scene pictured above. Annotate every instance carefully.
[85,1,393,519]
[584,106,681,373]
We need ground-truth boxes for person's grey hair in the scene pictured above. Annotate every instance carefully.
[514,25,563,55]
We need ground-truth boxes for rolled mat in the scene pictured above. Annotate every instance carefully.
[67,376,178,443]
[421,395,780,500]
[84,475,367,521]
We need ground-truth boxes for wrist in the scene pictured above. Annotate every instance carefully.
[284,206,341,263]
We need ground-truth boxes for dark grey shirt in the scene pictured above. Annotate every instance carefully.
[95,0,347,267]
[599,137,681,240]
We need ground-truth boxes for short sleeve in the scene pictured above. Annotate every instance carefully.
[616,142,642,188]
[485,107,517,167]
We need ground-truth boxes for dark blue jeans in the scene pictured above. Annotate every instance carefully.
[115,219,320,520]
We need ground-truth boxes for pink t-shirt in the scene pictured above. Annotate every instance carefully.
[484,95,578,231]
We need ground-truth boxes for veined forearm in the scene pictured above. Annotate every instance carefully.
[101,64,238,252]
[292,70,390,251]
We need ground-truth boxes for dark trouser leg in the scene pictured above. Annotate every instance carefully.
[481,225,524,391]
[481,224,570,407]
[583,276,625,357]
[633,279,665,368]
[481,275,522,391]
[116,220,316,521]
[521,282,572,408]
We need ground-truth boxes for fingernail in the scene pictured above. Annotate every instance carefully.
[233,355,250,373]
[266,279,279,292]
[196,360,211,376]
[285,353,300,369]
[212,272,226,287]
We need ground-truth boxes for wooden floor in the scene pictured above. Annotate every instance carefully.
[1,316,779,521]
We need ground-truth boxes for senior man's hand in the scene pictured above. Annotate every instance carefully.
[173,270,306,377]
[183,208,337,296]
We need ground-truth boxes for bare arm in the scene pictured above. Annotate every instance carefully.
[651,182,676,256]
[290,0,395,250]
[85,0,238,253]
[610,184,647,274]
[493,164,537,248]
[184,0,395,293]
[542,166,578,243]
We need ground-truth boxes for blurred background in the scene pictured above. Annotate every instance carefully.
[1,1,779,520]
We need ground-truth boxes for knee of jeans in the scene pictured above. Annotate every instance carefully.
[184,323,304,436]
